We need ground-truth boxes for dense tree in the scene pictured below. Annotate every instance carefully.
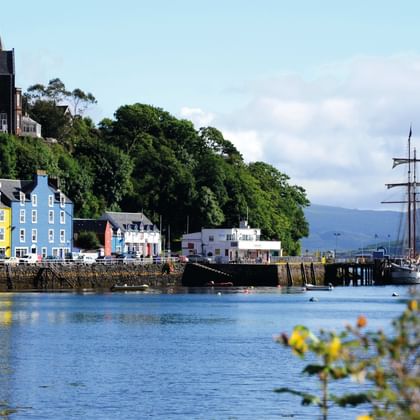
[0,133,17,178]
[8,90,311,254]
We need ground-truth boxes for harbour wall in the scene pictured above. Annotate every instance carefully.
[0,261,381,292]
[182,262,325,287]
[0,263,183,292]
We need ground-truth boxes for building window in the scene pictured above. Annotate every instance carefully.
[60,230,65,243]
[48,195,54,207]
[42,247,47,258]
[15,247,28,258]
[60,211,65,224]
[32,229,37,242]
[48,210,54,224]
[52,248,59,257]
[209,235,214,242]
[226,234,233,241]
[0,228,4,241]
[0,210,4,222]
[32,194,37,206]
[20,209,25,223]
[48,229,54,243]
[32,210,37,223]
[19,229,25,242]
[20,192,25,205]
[60,194,65,208]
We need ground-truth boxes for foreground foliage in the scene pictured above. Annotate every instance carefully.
[276,298,420,419]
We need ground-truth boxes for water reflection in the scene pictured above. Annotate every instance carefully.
[69,312,235,325]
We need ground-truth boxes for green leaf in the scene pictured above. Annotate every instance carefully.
[303,364,325,375]
[274,388,320,406]
[331,393,371,407]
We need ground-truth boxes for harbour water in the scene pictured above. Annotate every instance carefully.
[0,286,410,419]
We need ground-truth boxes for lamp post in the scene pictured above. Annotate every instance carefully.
[374,234,379,251]
[387,234,391,257]
[333,232,341,259]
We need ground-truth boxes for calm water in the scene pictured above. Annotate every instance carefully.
[0,286,411,419]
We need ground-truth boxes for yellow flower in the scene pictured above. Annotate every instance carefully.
[356,414,372,420]
[326,336,341,360]
[408,300,418,312]
[288,328,309,354]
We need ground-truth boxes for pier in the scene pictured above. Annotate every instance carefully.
[0,259,393,292]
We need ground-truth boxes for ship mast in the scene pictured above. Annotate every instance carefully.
[414,147,417,257]
[382,126,420,258]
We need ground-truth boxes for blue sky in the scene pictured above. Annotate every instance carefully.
[3,1,420,209]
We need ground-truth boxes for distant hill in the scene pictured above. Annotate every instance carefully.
[301,204,404,253]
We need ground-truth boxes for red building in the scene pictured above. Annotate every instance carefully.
[73,219,113,256]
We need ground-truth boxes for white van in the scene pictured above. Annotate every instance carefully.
[19,254,39,264]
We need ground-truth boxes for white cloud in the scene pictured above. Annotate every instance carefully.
[184,54,420,210]
[179,107,215,127]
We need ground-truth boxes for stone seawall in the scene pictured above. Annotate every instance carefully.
[0,264,184,292]
[182,262,326,287]
[0,262,327,292]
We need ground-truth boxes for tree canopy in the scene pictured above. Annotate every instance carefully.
[9,82,310,255]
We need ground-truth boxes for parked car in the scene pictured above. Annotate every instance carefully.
[187,254,212,263]
[19,254,40,264]
[3,256,19,265]
[75,255,96,265]
[119,255,137,264]
[96,256,115,265]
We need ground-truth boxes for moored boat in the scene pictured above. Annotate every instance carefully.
[303,283,333,291]
[111,284,149,292]
[383,127,420,285]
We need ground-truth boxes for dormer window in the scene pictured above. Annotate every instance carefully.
[32,194,37,206]
[20,192,25,205]
[60,193,65,208]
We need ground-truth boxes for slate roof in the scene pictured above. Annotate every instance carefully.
[0,176,72,204]
[74,219,109,234]
[0,179,32,203]
[100,211,158,233]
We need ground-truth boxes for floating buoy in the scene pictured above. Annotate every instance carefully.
[309,297,318,302]
[217,292,222,296]
[392,292,399,297]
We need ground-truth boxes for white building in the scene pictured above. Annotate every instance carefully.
[181,221,282,263]
[100,211,161,257]
[21,115,42,138]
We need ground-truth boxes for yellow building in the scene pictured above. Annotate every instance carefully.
[0,205,11,257]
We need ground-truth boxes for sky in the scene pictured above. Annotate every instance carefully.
[2,0,420,210]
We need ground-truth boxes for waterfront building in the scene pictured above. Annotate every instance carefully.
[0,36,22,135]
[73,219,113,256]
[0,197,11,257]
[100,211,161,256]
[0,37,41,137]
[0,170,73,258]
[181,220,282,263]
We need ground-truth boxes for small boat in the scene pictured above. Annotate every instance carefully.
[205,281,234,287]
[111,284,149,292]
[303,283,333,291]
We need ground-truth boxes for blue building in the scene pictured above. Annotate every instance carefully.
[0,170,73,258]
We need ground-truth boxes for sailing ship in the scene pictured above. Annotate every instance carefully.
[383,127,420,284]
